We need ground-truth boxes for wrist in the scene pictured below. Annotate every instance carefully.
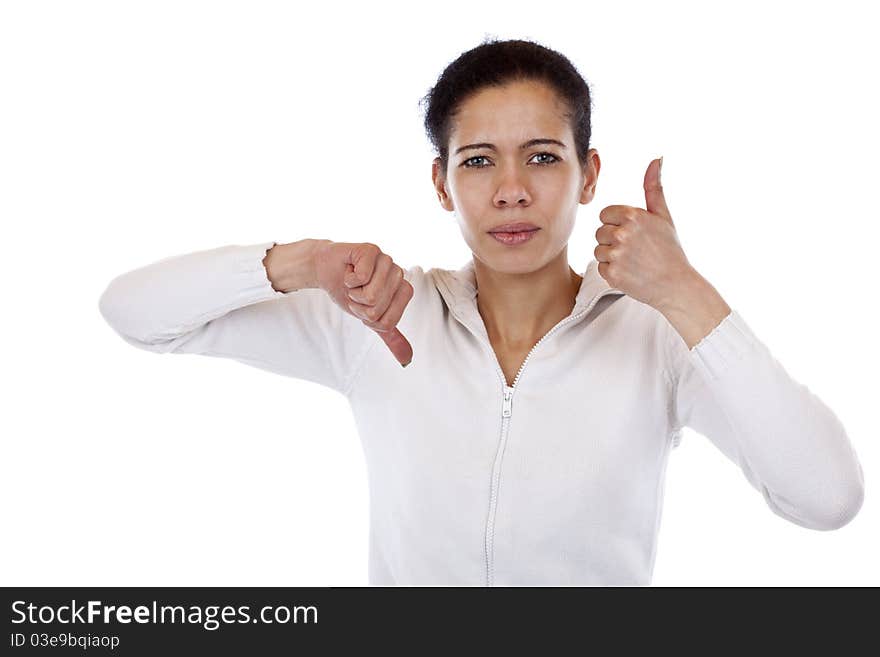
[657,270,733,350]
[655,268,709,315]
[264,239,332,292]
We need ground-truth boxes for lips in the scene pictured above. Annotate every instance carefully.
[488,222,540,233]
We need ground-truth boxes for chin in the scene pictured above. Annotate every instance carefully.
[473,250,547,275]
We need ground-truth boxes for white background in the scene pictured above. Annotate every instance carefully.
[1,0,877,586]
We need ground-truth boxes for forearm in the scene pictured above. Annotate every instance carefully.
[263,239,332,293]
[99,241,282,346]
[657,270,732,350]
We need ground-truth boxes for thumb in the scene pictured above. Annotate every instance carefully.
[375,327,414,367]
[644,157,672,223]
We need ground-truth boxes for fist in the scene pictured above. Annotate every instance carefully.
[595,157,695,309]
[314,241,414,367]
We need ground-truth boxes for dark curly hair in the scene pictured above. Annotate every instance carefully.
[418,37,594,178]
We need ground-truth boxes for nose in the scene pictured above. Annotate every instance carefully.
[492,166,532,207]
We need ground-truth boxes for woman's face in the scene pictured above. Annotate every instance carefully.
[432,78,600,274]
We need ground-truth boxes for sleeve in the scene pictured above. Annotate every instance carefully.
[97,241,376,396]
[665,309,865,531]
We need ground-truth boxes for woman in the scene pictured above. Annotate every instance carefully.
[98,38,864,586]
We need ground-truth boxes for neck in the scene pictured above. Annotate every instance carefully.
[474,247,583,349]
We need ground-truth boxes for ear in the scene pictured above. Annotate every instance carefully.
[432,157,453,210]
[578,149,600,205]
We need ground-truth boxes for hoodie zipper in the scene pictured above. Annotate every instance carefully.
[502,388,513,417]
[470,289,623,587]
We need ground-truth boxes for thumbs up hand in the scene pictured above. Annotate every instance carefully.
[595,157,697,311]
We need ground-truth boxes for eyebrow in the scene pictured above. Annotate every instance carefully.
[453,138,567,156]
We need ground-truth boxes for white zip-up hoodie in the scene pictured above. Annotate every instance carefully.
[98,241,865,586]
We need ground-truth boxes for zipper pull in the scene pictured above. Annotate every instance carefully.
[502,388,513,418]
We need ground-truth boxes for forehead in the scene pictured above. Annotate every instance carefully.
[450,79,570,142]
